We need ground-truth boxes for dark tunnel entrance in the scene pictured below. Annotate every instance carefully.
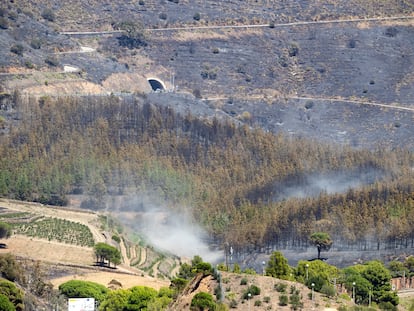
[147,78,166,92]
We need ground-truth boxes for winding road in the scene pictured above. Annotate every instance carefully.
[60,14,414,35]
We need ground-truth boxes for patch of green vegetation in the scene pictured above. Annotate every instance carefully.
[13,217,94,247]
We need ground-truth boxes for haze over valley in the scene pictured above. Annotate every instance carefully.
[0,1,414,310]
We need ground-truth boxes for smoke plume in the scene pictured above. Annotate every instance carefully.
[109,194,222,263]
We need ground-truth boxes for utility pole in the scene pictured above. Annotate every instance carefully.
[229,245,233,270]
[172,73,175,92]
[403,270,406,289]
[369,288,371,308]
[224,242,228,271]
[352,282,356,304]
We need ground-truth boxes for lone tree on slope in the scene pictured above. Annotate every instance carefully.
[94,243,121,268]
[309,232,332,260]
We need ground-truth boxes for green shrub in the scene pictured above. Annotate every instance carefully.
[229,299,238,308]
[232,263,241,273]
[0,279,24,310]
[191,292,216,310]
[263,296,270,303]
[0,294,14,311]
[378,301,397,311]
[290,292,303,311]
[59,280,108,303]
[170,278,187,293]
[194,261,212,275]
[112,235,121,243]
[254,300,262,306]
[242,268,256,275]
[242,284,261,299]
[279,294,288,306]
[320,283,336,297]
[274,283,287,293]
[249,285,260,296]
[240,278,248,285]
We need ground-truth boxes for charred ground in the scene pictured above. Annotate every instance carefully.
[0,1,414,149]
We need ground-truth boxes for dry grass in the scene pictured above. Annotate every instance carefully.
[50,270,169,290]
[0,235,94,266]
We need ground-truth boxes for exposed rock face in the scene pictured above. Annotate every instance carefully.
[168,273,215,311]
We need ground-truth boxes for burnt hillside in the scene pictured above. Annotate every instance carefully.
[0,1,413,150]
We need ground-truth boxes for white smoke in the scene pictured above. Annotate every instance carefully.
[275,169,383,201]
[110,194,222,263]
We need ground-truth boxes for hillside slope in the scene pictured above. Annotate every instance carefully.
[0,1,413,150]
[168,271,351,311]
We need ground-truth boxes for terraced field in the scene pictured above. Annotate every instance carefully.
[0,199,180,287]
